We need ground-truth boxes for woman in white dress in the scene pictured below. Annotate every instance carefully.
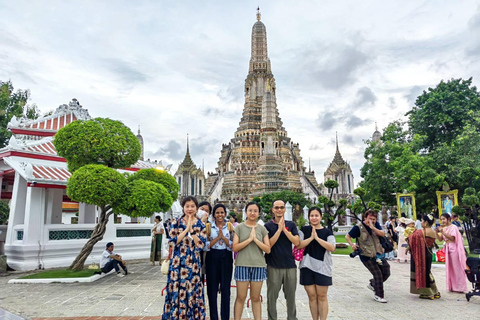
[395,217,410,263]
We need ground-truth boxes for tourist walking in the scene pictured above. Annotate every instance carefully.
[150,216,164,266]
[264,199,300,320]
[436,213,468,293]
[232,202,271,320]
[395,218,410,263]
[162,196,207,320]
[296,207,335,320]
[205,204,234,320]
[345,209,390,303]
[408,214,440,299]
[386,216,398,260]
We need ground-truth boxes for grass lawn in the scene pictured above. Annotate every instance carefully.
[20,268,101,279]
[334,246,353,255]
[334,234,348,244]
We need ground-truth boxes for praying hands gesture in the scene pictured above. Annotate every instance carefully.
[249,226,256,242]
[218,227,230,243]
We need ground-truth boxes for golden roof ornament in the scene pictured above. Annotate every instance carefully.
[256,7,261,21]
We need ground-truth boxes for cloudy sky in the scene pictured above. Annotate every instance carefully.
[1,0,480,185]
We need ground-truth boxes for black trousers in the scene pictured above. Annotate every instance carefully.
[206,249,233,320]
[101,259,127,274]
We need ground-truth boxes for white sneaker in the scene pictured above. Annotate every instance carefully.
[367,283,374,292]
[374,295,387,303]
[117,273,125,278]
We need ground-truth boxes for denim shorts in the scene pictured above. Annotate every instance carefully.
[234,266,267,282]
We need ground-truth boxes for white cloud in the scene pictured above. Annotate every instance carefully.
[1,0,479,184]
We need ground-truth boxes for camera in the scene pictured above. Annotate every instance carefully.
[349,248,363,258]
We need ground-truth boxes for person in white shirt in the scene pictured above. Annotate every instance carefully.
[415,218,422,230]
[100,242,128,277]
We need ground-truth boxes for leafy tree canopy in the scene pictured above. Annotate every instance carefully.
[0,200,9,224]
[54,117,141,172]
[128,168,179,202]
[361,78,480,213]
[0,80,39,148]
[115,179,173,217]
[252,190,312,220]
[66,165,127,208]
[407,77,480,151]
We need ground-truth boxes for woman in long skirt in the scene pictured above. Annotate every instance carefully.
[150,216,164,265]
[408,214,440,299]
[162,196,207,319]
[437,213,468,293]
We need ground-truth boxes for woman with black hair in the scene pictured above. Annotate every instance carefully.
[296,207,335,320]
[408,214,440,299]
[162,196,207,320]
[150,215,164,266]
[437,213,468,293]
[198,201,212,223]
[205,203,234,320]
[232,202,271,320]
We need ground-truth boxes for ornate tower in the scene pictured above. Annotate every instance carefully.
[372,122,381,143]
[206,9,319,208]
[136,125,144,161]
[175,135,206,200]
[323,134,355,202]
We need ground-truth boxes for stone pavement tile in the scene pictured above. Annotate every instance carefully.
[2,257,480,319]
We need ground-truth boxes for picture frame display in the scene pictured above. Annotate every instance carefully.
[396,193,417,220]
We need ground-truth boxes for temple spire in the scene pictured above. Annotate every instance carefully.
[333,133,345,165]
[180,133,194,168]
[256,7,261,21]
[336,132,339,152]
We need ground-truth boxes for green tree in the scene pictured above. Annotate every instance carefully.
[453,187,480,253]
[56,118,178,270]
[318,179,349,231]
[361,78,480,213]
[0,80,31,147]
[252,190,312,222]
[54,117,141,172]
[407,78,480,152]
[0,200,9,225]
[127,168,179,208]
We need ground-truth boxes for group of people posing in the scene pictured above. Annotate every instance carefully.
[157,195,469,320]
[161,196,335,320]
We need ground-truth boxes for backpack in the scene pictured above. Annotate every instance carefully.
[206,222,233,240]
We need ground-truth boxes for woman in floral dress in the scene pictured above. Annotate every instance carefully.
[162,196,207,320]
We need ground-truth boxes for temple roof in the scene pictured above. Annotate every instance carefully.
[8,99,91,137]
[0,136,158,187]
[324,134,352,175]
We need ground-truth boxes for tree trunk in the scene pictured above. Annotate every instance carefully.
[70,206,112,271]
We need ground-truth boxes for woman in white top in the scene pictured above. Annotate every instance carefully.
[395,218,410,263]
[150,215,164,265]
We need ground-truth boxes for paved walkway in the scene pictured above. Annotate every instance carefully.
[0,255,478,320]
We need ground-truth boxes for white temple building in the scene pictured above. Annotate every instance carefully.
[0,99,168,271]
